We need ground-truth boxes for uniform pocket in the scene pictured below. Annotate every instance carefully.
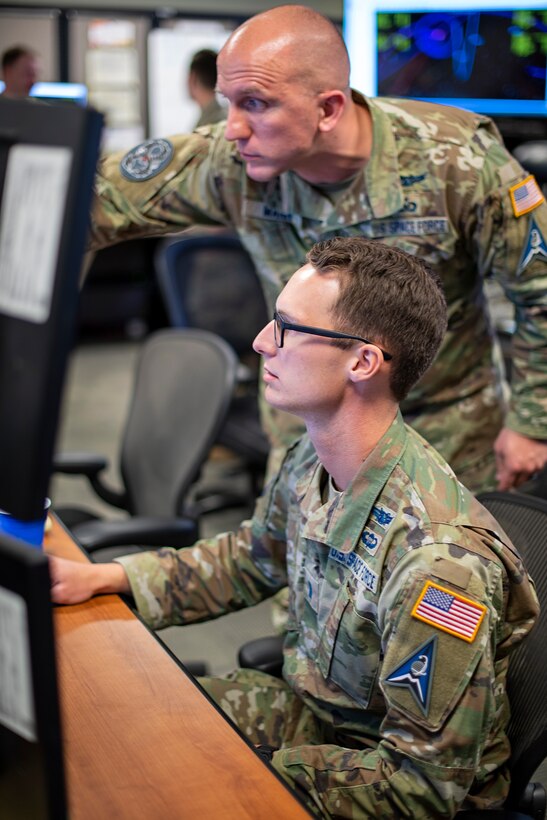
[317,583,381,708]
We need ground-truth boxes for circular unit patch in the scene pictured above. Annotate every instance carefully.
[120,138,174,182]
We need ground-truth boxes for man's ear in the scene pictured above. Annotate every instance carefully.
[317,90,347,133]
[348,345,383,384]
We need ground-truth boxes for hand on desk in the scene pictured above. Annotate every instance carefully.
[494,428,547,491]
[49,555,130,604]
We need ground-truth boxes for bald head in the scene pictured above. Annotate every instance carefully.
[219,5,350,94]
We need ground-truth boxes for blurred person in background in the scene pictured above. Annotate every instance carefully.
[188,48,225,128]
[1,46,41,98]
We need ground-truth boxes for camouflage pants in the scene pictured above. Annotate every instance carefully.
[199,669,460,818]
[198,668,339,818]
[199,668,323,749]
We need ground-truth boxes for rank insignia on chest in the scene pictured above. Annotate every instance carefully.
[411,581,486,642]
[361,527,381,555]
[384,635,437,716]
[371,504,396,530]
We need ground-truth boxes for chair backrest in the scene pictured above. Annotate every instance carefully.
[513,142,547,189]
[119,328,237,517]
[154,231,269,361]
[476,491,547,807]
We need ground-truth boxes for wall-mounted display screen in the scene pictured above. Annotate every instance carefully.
[344,0,547,117]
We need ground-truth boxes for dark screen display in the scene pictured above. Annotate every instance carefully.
[376,10,547,115]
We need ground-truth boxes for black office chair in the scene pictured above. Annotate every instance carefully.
[239,491,547,819]
[53,328,238,562]
[513,142,547,193]
[460,491,547,820]
[155,231,271,509]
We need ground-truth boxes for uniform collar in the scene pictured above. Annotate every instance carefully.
[297,410,408,553]
[271,93,405,228]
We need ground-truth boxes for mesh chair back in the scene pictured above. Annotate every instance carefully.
[155,232,269,359]
[120,329,237,516]
[477,491,547,805]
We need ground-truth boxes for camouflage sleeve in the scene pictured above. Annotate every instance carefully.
[271,542,511,819]
[464,129,547,439]
[114,449,297,630]
[88,125,236,251]
[114,523,286,630]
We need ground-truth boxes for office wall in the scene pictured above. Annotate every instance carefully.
[1,1,342,149]
[0,12,58,80]
[1,1,342,17]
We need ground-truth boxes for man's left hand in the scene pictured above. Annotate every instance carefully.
[493,428,547,490]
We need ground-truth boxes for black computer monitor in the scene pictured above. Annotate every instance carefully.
[0,97,102,521]
[0,534,67,819]
[344,1,547,117]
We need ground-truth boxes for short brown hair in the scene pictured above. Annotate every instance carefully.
[306,237,447,401]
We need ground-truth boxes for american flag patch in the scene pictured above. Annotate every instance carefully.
[411,581,486,642]
[509,175,545,217]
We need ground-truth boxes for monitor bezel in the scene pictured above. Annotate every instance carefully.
[0,535,67,819]
[344,0,547,118]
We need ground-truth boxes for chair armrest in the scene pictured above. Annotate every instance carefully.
[237,634,285,678]
[52,451,109,476]
[52,451,128,510]
[73,516,198,552]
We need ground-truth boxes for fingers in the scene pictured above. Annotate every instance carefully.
[493,428,547,491]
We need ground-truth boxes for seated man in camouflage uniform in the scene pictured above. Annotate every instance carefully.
[50,237,538,819]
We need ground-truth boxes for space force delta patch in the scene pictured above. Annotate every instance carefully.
[517,217,547,274]
[411,581,486,642]
[384,635,437,715]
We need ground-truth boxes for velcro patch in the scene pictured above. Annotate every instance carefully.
[361,527,382,555]
[384,636,437,716]
[329,547,378,593]
[517,217,547,274]
[120,138,174,182]
[371,504,396,530]
[411,581,486,643]
[509,175,545,217]
[381,572,488,728]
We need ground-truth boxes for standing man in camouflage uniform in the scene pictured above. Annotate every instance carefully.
[187,49,225,129]
[50,237,538,819]
[88,4,547,495]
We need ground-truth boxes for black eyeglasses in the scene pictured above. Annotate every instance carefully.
[272,311,393,360]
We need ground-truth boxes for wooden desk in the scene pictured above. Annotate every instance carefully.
[46,519,310,819]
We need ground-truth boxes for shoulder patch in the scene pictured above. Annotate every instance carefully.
[384,635,437,716]
[412,580,486,643]
[509,174,544,217]
[120,138,174,182]
[517,217,547,274]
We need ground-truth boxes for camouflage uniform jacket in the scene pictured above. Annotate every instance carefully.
[195,97,226,129]
[117,412,538,818]
[89,93,547,475]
